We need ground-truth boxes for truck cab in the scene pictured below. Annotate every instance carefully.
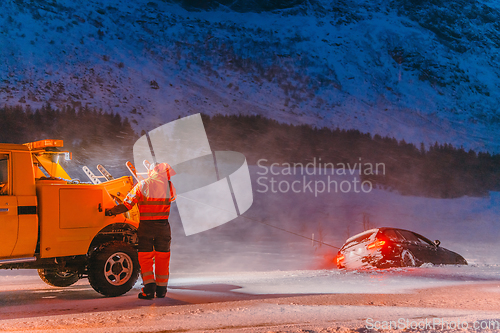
[0,140,141,297]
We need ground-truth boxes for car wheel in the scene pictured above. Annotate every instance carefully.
[38,268,79,287]
[401,250,416,267]
[88,241,139,297]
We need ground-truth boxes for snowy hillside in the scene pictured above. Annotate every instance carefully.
[1,0,500,151]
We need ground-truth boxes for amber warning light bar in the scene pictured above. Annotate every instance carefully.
[24,139,64,150]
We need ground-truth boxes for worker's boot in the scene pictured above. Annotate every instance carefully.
[156,286,167,298]
[138,283,156,300]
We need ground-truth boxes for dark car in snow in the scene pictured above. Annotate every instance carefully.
[336,227,467,269]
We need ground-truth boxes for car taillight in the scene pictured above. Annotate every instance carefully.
[367,240,386,250]
[336,254,345,265]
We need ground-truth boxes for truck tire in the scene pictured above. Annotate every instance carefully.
[38,268,79,287]
[88,241,139,297]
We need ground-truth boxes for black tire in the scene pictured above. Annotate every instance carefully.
[38,268,79,287]
[88,241,139,297]
[401,250,417,267]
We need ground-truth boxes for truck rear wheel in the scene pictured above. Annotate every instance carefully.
[38,268,79,287]
[88,241,139,297]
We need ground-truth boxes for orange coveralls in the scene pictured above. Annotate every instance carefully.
[121,163,176,289]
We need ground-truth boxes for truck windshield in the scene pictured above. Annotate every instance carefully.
[33,152,72,179]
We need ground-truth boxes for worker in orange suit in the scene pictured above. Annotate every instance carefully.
[105,162,176,299]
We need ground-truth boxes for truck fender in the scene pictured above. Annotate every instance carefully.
[88,222,138,256]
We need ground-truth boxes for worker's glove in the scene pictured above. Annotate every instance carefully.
[105,208,115,216]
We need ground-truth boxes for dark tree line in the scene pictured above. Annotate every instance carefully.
[201,114,500,198]
[1,105,498,198]
[0,104,137,178]
[0,103,136,147]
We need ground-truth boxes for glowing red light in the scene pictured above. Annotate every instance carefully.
[367,240,386,250]
[336,254,345,265]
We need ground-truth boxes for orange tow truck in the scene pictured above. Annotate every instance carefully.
[0,139,141,296]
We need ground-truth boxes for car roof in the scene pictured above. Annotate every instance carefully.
[344,227,427,243]
[378,227,422,235]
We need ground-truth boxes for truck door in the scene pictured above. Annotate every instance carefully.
[0,153,18,258]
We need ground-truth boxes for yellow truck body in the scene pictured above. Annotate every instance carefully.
[0,140,141,296]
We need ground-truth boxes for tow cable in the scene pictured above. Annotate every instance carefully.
[239,213,341,250]
[177,194,341,250]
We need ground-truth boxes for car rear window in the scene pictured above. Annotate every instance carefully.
[397,230,420,242]
[381,229,404,241]
[342,231,376,250]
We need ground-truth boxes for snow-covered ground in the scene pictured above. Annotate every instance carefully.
[1,265,500,332]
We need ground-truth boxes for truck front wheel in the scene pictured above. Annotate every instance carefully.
[38,268,79,287]
[88,241,139,297]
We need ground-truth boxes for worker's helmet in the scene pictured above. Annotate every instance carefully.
[148,162,176,179]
